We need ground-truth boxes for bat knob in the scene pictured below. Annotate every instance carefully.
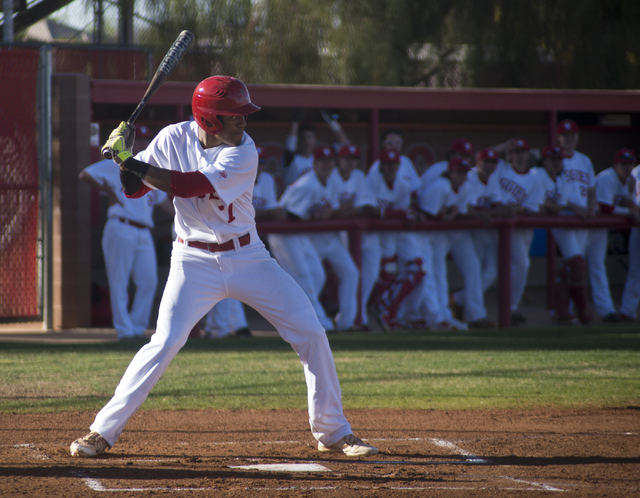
[101,147,113,160]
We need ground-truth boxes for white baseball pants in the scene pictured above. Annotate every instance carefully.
[453,229,498,308]
[308,233,359,330]
[510,228,535,311]
[266,233,334,330]
[585,229,616,317]
[204,298,248,337]
[102,218,158,340]
[91,230,352,447]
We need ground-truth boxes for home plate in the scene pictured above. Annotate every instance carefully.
[229,463,332,472]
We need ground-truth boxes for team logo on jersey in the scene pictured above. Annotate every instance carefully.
[219,171,228,179]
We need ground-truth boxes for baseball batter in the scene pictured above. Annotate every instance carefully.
[79,133,172,341]
[619,163,640,322]
[70,76,377,458]
[595,148,637,322]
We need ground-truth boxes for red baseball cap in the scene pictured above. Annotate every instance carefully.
[542,144,566,159]
[512,137,530,151]
[314,146,335,160]
[450,138,474,155]
[614,148,637,164]
[556,119,578,135]
[477,147,499,162]
[448,157,471,171]
[337,144,361,157]
[379,149,400,163]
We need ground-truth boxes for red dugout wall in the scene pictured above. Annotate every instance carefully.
[0,47,41,319]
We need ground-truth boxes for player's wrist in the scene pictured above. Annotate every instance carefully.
[122,157,151,179]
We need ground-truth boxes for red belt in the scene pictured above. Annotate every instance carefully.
[117,217,148,229]
[178,233,250,253]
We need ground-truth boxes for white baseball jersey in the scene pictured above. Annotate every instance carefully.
[368,168,414,212]
[136,121,258,244]
[494,162,543,212]
[284,153,314,187]
[459,164,502,210]
[420,160,448,187]
[278,170,340,217]
[561,151,595,207]
[83,158,167,226]
[252,171,278,211]
[595,167,631,215]
[633,165,640,205]
[331,168,375,209]
[368,155,421,192]
[419,176,469,215]
[532,167,567,206]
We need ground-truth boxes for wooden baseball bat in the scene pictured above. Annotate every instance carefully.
[102,30,195,159]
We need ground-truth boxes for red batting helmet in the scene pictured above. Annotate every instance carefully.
[192,76,261,135]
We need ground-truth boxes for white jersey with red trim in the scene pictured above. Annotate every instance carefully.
[278,170,340,218]
[494,163,543,212]
[418,176,469,215]
[561,151,595,207]
[368,155,420,192]
[252,171,278,211]
[136,121,258,244]
[532,167,568,206]
[83,159,167,227]
[331,168,375,209]
[367,168,414,212]
[595,167,631,214]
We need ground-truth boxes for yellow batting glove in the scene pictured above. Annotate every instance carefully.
[114,150,133,165]
[102,121,135,159]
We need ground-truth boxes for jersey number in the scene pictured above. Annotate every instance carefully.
[200,192,236,224]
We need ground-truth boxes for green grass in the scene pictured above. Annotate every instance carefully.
[1,326,639,413]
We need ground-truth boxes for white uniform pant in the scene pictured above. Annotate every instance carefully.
[453,229,498,308]
[91,232,351,447]
[204,298,248,337]
[620,228,640,319]
[551,228,588,260]
[586,229,616,317]
[360,233,382,326]
[266,233,334,330]
[510,229,535,311]
[102,218,158,340]
[431,230,487,322]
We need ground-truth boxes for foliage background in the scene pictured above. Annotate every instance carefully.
[18,0,640,89]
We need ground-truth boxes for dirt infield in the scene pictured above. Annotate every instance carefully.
[1,408,639,496]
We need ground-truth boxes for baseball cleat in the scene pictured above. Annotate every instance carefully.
[468,317,496,329]
[234,327,252,337]
[379,311,402,332]
[318,434,379,457]
[70,431,110,457]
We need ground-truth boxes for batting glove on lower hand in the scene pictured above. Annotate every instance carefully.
[103,121,135,164]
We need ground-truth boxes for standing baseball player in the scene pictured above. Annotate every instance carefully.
[70,76,377,458]
[79,126,173,341]
[331,144,379,330]
[619,163,640,322]
[556,120,605,321]
[594,148,638,322]
[536,144,592,325]
[450,147,503,320]
[366,149,443,331]
[418,157,494,329]
[271,146,360,331]
[490,138,543,324]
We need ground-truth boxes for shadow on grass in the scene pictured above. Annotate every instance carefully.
[1,326,639,354]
